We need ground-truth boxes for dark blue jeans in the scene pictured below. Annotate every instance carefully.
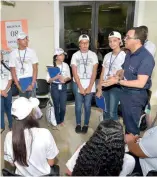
[50,83,67,124]
[120,88,148,135]
[73,82,93,126]
[102,86,121,120]
[1,89,12,129]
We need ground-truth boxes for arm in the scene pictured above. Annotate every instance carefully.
[96,67,105,97]
[47,159,55,166]
[10,67,21,91]
[116,69,124,80]
[32,63,38,87]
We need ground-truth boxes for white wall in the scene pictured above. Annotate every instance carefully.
[1,1,54,79]
[134,0,157,105]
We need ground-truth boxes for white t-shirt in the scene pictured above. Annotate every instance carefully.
[0,56,12,91]
[102,51,126,80]
[4,128,59,176]
[139,126,157,176]
[46,62,71,83]
[9,47,38,79]
[144,40,156,57]
[66,142,135,176]
[71,50,98,92]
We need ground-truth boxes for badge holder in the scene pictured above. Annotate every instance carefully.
[58,84,62,90]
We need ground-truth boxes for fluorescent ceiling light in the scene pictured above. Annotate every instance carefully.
[108,6,120,9]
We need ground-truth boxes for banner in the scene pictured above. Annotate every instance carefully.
[1,19,28,51]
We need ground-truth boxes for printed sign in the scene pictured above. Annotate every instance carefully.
[1,19,28,51]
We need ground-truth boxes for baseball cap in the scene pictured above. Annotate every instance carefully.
[54,48,67,55]
[17,32,28,40]
[11,97,39,120]
[108,31,123,45]
[79,34,90,42]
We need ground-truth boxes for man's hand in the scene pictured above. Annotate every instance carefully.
[85,86,92,95]
[96,89,102,98]
[125,133,139,144]
[58,75,65,83]
[101,76,118,87]
[79,87,85,95]
[1,90,8,97]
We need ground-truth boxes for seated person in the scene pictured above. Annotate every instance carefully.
[125,126,157,176]
[66,120,135,176]
[4,97,59,176]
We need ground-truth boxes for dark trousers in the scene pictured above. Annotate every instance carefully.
[120,88,148,135]
[50,83,67,124]
[1,89,12,129]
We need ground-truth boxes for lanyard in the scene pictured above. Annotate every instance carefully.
[0,64,3,74]
[80,51,88,74]
[107,51,121,76]
[18,49,27,70]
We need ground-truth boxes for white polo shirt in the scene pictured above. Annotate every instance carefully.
[144,40,156,57]
[139,126,157,176]
[9,47,38,79]
[4,128,59,176]
[0,55,12,91]
[102,51,126,80]
[46,62,71,83]
[71,50,98,92]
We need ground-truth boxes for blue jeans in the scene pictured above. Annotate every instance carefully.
[19,87,36,98]
[120,88,148,135]
[50,83,67,124]
[1,89,12,129]
[102,86,121,120]
[73,82,93,126]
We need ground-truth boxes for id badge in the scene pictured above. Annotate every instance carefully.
[58,84,62,90]
[20,68,25,75]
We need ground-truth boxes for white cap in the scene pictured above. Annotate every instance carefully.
[54,48,67,55]
[79,34,90,42]
[11,97,39,120]
[108,31,123,45]
[17,32,28,40]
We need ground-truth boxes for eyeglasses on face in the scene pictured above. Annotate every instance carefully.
[124,35,138,40]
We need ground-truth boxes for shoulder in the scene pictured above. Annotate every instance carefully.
[141,47,154,62]
[31,128,52,137]
[88,50,97,56]
[120,51,126,57]
[145,40,156,48]
[10,49,17,55]
[27,47,36,54]
[72,51,80,57]
[104,52,112,59]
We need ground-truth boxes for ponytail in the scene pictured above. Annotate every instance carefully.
[53,55,57,67]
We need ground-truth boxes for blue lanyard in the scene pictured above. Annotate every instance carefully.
[80,51,88,74]
[107,51,121,76]
[18,49,27,70]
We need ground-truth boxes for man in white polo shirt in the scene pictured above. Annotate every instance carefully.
[9,32,38,98]
[71,34,98,134]
[139,25,156,57]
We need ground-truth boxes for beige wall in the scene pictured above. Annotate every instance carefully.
[1,1,54,79]
[134,1,157,105]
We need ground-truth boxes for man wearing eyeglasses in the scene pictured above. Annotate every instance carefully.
[71,34,98,134]
[101,27,155,135]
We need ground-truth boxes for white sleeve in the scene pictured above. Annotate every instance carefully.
[46,71,50,82]
[46,130,59,159]
[102,54,108,68]
[4,133,14,164]
[9,51,16,67]
[66,143,86,172]
[70,53,77,66]
[93,52,98,65]
[139,127,157,157]
[66,64,71,78]
[116,52,126,70]
[31,50,39,64]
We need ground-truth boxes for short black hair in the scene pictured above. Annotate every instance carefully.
[139,25,148,34]
[131,27,147,45]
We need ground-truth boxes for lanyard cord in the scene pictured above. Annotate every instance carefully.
[18,49,27,70]
[80,51,88,74]
[1,60,10,73]
[107,51,121,76]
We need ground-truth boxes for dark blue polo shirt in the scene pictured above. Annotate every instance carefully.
[122,46,155,89]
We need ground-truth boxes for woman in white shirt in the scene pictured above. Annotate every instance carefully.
[46,48,71,126]
[4,97,59,176]
[96,31,126,120]
[0,50,12,133]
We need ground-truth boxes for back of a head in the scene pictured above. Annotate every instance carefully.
[72,120,125,176]
[139,25,148,40]
[131,27,147,45]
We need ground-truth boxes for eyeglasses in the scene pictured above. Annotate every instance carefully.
[80,42,89,45]
[124,35,138,40]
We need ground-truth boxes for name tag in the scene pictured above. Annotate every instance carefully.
[58,84,62,90]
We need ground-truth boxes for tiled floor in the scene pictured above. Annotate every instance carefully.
[0,104,157,175]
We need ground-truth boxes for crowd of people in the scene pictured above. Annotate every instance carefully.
[0,25,157,176]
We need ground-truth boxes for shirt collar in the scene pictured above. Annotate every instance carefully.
[130,46,144,56]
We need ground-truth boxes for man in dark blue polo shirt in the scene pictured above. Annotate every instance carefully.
[101,27,155,135]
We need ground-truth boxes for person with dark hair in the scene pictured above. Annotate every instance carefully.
[46,48,71,126]
[66,120,135,176]
[0,50,12,133]
[102,27,155,135]
[4,97,59,176]
[71,34,98,133]
[139,25,156,57]
[96,31,126,120]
